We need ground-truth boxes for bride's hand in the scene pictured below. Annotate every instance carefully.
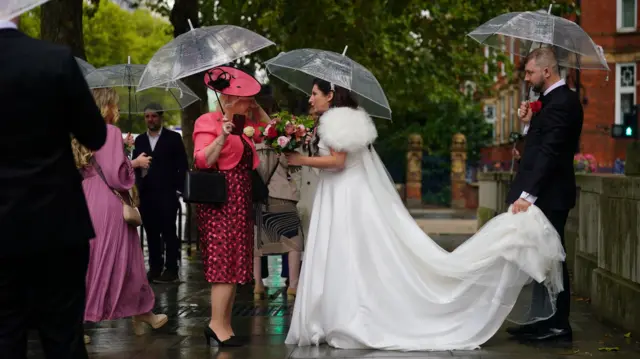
[285,152,305,166]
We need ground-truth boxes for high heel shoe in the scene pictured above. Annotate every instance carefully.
[286,287,297,300]
[132,313,168,336]
[204,326,243,347]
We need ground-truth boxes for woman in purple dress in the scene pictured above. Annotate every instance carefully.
[72,88,167,344]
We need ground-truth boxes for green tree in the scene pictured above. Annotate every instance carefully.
[83,0,173,67]
[118,0,578,201]
[19,1,179,132]
[40,0,86,58]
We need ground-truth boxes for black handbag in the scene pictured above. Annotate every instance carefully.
[183,168,227,204]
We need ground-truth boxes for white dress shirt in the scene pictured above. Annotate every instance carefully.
[520,78,566,204]
[147,127,163,152]
[0,20,18,30]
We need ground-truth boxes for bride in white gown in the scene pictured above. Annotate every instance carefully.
[283,79,565,351]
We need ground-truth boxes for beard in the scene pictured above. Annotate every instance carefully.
[531,80,545,94]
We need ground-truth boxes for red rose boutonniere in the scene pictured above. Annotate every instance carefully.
[530,100,542,114]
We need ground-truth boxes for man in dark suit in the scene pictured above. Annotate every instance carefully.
[133,103,188,283]
[0,17,107,359]
[506,48,583,341]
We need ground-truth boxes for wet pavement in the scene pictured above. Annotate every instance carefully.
[28,245,640,358]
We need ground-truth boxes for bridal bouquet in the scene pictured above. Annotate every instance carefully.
[260,111,315,153]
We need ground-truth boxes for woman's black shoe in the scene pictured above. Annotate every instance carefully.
[204,326,243,347]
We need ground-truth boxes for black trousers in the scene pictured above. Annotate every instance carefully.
[535,208,571,330]
[140,192,180,273]
[0,242,90,359]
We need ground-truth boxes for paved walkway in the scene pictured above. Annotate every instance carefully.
[409,208,478,235]
[25,249,639,359]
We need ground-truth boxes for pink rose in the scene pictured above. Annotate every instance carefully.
[295,124,307,138]
[285,122,296,135]
[277,136,291,148]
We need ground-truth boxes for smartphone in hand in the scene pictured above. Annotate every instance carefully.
[231,114,245,136]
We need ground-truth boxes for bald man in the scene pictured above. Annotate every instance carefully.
[0,16,106,359]
[506,47,583,342]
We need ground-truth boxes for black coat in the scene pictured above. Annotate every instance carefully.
[0,29,107,257]
[133,128,188,199]
[507,85,583,211]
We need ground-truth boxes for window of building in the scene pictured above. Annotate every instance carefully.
[618,0,637,32]
[483,103,497,143]
[500,95,507,143]
[510,91,517,135]
[509,37,515,64]
[615,63,636,124]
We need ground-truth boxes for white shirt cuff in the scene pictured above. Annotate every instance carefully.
[522,124,529,135]
[520,191,537,204]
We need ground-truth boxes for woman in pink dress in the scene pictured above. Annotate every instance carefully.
[72,88,167,343]
[193,66,265,347]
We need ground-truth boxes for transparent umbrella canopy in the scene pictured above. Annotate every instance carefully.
[85,60,200,115]
[264,47,391,120]
[467,8,609,71]
[75,57,95,76]
[137,21,275,91]
[0,0,50,21]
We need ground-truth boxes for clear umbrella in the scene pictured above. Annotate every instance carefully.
[86,57,200,115]
[467,7,609,71]
[75,57,95,76]
[137,20,275,91]
[0,0,50,21]
[264,47,391,120]
[86,57,200,131]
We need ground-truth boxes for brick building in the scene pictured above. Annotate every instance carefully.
[480,0,640,171]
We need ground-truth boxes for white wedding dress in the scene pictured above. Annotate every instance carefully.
[285,107,566,351]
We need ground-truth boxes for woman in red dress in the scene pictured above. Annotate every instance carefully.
[192,66,267,347]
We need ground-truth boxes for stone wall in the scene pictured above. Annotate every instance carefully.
[477,172,640,333]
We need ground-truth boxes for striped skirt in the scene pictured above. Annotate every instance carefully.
[255,197,304,256]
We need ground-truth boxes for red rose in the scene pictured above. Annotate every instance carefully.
[530,100,542,113]
[266,125,278,139]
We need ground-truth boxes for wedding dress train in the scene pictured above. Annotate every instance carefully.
[285,107,565,351]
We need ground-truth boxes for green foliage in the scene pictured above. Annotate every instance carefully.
[32,0,578,163]
[18,7,40,38]
[193,0,576,162]
[19,0,178,132]
[19,1,172,66]
[83,1,173,67]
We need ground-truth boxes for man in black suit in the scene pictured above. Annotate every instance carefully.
[0,17,106,359]
[506,48,583,341]
[134,103,188,283]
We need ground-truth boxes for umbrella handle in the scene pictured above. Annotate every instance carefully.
[214,90,225,116]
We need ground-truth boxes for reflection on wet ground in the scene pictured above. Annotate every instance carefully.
[28,248,640,358]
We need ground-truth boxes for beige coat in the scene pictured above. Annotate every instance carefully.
[268,154,300,202]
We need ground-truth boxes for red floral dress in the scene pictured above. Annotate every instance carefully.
[196,138,254,284]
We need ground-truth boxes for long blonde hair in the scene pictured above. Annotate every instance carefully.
[72,88,120,169]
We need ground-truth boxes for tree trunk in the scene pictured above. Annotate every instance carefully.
[40,0,86,59]
[170,0,206,243]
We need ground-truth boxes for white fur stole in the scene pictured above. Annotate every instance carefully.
[317,107,378,152]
